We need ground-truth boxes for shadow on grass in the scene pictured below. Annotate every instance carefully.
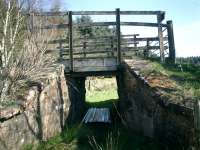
[86,98,118,108]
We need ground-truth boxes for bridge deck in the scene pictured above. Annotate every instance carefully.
[61,57,118,73]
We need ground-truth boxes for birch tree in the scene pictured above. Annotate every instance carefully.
[0,0,53,102]
[0,0,25,101]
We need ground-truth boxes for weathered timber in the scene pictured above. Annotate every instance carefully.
[60,46,168,57]
[41,24,69,29]
[120,22,167,27]
[72,11,116,15]
[82,108,111,123]
[49,36,166,45]
[157,14,165,62]
[30,9,176,73]
[74,22,116,27]
[122,37,168,42]
[120,11,165,15]
[72,11,165,15]
[116,8,121,65]
[59,41,63,58]
[167,20,176,63]
[65,70,118,77]
[25,10,165,16]
[35,21,168,29]
[61,57,117,72]
[68,11,73,71]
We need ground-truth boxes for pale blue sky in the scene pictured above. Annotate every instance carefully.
[43,0,200,57]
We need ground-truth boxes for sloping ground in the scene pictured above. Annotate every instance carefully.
[125,56,200,108]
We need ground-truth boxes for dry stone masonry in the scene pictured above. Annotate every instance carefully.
[0,65,71,150]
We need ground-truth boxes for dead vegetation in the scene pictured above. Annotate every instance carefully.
[0,0,56,105]
[125,56,199,106]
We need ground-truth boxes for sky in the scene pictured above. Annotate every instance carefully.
[43,0,200,57]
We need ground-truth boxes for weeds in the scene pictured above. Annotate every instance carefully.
[89,131,122,150]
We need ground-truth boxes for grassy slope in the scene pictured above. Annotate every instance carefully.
[151,61,200,97]
[132,58,200,103]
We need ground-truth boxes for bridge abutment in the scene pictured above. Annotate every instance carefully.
[117,62,195,149]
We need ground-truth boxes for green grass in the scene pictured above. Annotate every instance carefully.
[86,89,118,103]
[27,123,163,150]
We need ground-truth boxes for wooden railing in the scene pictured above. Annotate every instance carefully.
[27,8,176,72]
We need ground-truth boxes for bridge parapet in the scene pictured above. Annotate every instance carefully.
[27,9,176,73]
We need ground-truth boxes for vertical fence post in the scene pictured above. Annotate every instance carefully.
[167,20,176,64]
[144,39,150,58]
[157,13,165,63]
[68,11,73,72]
[59,41,63,59]
[83,41,86,58]
[116,8,121,65]
[194,98,200,149]
[133,34,139,47]
[110,36,114,56]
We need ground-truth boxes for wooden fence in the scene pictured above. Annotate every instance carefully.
[27,8,176,72]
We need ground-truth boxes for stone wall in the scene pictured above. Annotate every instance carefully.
[0,66,71,150]
[117,62,195,149]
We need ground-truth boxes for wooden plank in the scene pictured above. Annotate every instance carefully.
[121,46,168,51]
[62,50,113,55]
[41,24,69,29]
[72,11,115,15]
[116,8,121,65]
[74,22,116,27]
[25,10,165,16]
[61,57,117,72]
[157,14,165,62]
[122,37,168,42]
[35,21,167,30]
[82,108,111,123]
[120,22,167,27]
[167,20,176,63]
[68,11,73,71]
[49,36,167,44]
[120,11,165,15]
[65,70,118,77]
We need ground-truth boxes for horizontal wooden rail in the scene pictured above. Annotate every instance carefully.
[74,22,116,27]
[120,22,167,27]
[26,10,164,16]
[120,11,165,15]
[122,37,168,42]
[72,11,116,15]
[41,24,69,29]
[35,22,167,30]
[121,46,168,51]
[60,45,168,53]
[49,37,164,45]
